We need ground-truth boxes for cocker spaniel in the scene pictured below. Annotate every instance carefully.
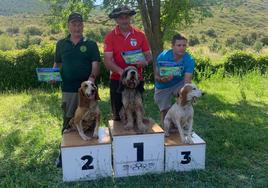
[118,66,147,132]
[67,80,100,141]
[164,83,202,144]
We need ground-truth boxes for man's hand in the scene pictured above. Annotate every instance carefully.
[135,61,148,68]
[156,75,173,83]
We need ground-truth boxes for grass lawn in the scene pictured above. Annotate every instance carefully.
[0,72,268,188]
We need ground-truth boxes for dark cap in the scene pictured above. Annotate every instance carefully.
[108,6,136,19]
[68,12,83,23]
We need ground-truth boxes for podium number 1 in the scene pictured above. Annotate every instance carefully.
[181,151,191,164]
[133,142,144,161]
[81,155,94,170]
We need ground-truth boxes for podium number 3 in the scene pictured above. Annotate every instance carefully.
[81,155,94,170]
[181,151,191,164]
[133,142,144,161]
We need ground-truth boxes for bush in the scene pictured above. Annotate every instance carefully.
[85,30,102,42]
[224,51,257,74]
[0,45,54,90]
[225,37,236,46]
[6,27,20,35]
[24,25,43,36]
[0,34,16,51]
[30,36,42,45]
[260,36,268,46]
[256,54,268,74]
[253,40,263,52]
[204,28,217,38]
[209,39,221,52]
[188,35,200,46]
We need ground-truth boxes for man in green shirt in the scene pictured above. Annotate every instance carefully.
[53,12,101,167]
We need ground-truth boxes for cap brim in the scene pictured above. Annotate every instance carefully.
[108,10,136,19]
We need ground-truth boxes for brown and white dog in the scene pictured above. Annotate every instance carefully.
[164,83,202,144]
[119,66,147,132]
[68,80,100,141]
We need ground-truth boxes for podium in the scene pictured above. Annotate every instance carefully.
[109,120,165,177]
[165,132,206,172]
[61,131,112,182]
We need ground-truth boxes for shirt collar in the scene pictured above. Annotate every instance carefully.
[66,34,85,43]
[114,25,135,36]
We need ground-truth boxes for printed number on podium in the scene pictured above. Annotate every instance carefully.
[181,151,191,164]
[133,142,144,161]
[81,155,94,170]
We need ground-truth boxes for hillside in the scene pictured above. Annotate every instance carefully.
[0,0,48,15]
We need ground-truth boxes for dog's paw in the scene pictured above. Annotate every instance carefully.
[124,122,134,130]
[138,123,148,133]
[184,136,193,144]
[93,132,98,138]
[81,135,92,141]
[164,132,170,137]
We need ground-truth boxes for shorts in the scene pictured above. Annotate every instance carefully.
[154,81,184,111]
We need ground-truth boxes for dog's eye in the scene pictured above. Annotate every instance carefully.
[84,85,88,88]
[192,88,196,90]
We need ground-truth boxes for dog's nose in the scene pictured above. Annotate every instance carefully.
[130,70,136,76]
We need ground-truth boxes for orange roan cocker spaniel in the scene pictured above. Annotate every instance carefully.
[66,80,100,140]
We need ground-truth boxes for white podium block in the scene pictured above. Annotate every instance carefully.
[165,132,206,172]
[61,131,112,182]
[109,120,165,177]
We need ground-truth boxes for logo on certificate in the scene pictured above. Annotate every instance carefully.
[130,38,137,46]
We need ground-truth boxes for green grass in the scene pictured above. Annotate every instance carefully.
[0,72,268,187]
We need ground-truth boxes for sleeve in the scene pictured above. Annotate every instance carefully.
[54,41,62,64]
[90,41,101,62]
[184,54,195,74]
[104,33,113,52]
[141,33,150,52]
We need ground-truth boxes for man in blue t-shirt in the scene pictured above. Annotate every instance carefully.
[154,33,195,126]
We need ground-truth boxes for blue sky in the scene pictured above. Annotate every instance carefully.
[95,0,103,5]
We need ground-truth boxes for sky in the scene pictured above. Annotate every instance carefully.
[95,0,103,5]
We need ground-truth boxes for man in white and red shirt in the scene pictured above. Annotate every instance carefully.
[104,6,152,121]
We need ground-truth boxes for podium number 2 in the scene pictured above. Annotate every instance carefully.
[181,151,191,164]
[133,142,144,161]
[81,155,94,170]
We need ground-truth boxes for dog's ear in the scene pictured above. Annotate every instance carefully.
[78,87,87,106]
[180,86,191,106]
[121,69,128,80]
[117,80,125,93]
[95,85,101,100]
[136,81,144,93]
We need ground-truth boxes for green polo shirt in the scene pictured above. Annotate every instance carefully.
[55,36,101,92]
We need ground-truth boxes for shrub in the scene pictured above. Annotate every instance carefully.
[260,36,268,46]
[24,25,43,36]
[256,54,268,74]
[209,39,221,52]
[253,40,263,52]
[204,28,217,38]
[224,51,257,74]
[6,27,20,35]
[0,34,16,51]
[225,37,236,46]
[85,30,102,42]
[188,35,200,46]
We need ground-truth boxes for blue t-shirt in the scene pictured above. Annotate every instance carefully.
[155,49,195,89]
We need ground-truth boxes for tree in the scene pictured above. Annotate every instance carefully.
[43,0,94,31]
[103,0,216,61]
